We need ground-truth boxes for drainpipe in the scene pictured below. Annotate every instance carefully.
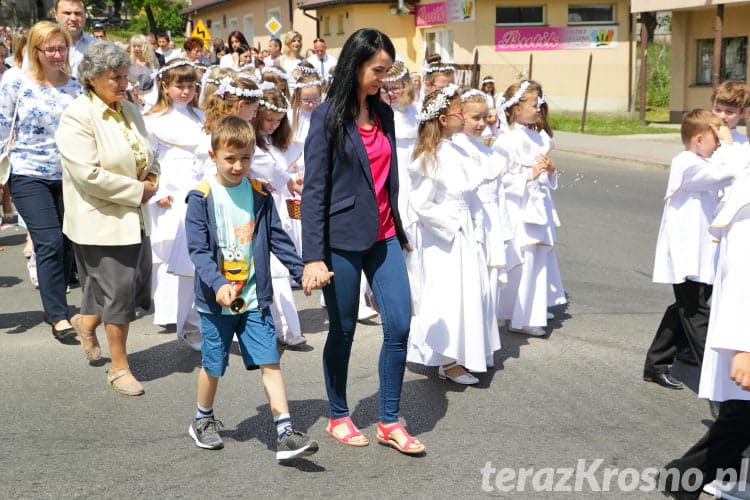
[301,6,319,38]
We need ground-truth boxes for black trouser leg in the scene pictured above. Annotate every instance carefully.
[644,281,711,374]
[661,400,750,498]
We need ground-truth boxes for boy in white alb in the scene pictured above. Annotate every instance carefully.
[710,81,749,147]
[660,169,750,500]
[643,110,744,390]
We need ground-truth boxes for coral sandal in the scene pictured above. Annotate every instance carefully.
[376,422,425,455]
[326,417,369,447]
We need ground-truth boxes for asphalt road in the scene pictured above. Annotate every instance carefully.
[0,152,716,499]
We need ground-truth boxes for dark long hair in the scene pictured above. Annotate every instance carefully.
[325,28,395,150]
[227,30,249,54]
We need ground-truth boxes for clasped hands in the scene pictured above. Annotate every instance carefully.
[301,260,335,296]
[531,154,554,180]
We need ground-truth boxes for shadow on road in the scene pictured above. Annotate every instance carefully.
[0,309,45,333]
[127,340,202,381]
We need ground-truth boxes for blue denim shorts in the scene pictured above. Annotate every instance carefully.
[199,308,279,377]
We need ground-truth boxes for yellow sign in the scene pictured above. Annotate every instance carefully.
[191,19,211,42]
[265,17,282,36]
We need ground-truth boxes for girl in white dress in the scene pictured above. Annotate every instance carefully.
[407,84,501,384]
[453,88,512,322]
[380,60,419,235]
[252,88,306,347]
[288,72,323,254]
[202,74,264,132]
[494,80,566,337]
[144,60,210,350]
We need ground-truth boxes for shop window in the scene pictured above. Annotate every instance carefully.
[568,4,615,25]
[696,37,748,85]
[424,28,453,62]
[495,6,544,26]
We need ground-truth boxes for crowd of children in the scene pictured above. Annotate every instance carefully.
[23,28,750,470]
[637,81,750,498]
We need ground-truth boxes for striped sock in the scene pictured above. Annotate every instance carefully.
[195,404,213,421]
[275,413,292,440]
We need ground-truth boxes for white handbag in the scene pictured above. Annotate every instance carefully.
[0,90,21,184]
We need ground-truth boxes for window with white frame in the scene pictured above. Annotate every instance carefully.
[243,14,254,44]
[568,4,615,24]
[424,28,453,62]
[228,17,238,35]
[496,6,544,26]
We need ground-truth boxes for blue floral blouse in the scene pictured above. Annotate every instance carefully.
[0,72,82,180]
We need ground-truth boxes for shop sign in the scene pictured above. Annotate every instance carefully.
[415,0,475,28]
[495,26,618,51]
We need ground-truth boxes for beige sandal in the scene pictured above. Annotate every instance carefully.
[107,368,144,396]
[71,314,101,361]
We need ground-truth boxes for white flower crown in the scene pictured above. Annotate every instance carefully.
[416,83,459,122]
[291,80,322,91]
[424,64,455,75]
[385,64,408,83]
[295,65,320,76]
[238,62,256,72]
[500,80,531,111]
[460,88,486,102]
[260,92,291,113]
[481,78,495,84]
[261,66,292,82]
[213,76,263,99]
[151,60,197,81]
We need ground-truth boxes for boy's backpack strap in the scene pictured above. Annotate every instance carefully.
[250,178,268,196]
[194,179,212,198]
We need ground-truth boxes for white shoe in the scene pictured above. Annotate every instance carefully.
[546,311,555,320]
[509,325,547,337]
[357,304,378,321]
[438,364,479,385]
[182,330,203,352]
[283,335,307,347]
[704,480,750,499]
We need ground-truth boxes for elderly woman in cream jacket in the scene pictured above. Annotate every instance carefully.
[56,41,159,397]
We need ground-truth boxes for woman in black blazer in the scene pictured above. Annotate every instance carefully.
[301,28,424,455]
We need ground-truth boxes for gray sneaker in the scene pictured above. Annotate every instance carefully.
[189,417,224,450]
[276,429,318,460]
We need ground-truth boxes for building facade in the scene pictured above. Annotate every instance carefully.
[300,0,634,113]
[181,0,317,54]
[632,0,750,122]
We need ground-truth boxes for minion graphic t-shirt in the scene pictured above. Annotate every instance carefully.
[201,176,257,314]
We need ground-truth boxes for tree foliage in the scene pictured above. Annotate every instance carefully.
[127,0,186,35]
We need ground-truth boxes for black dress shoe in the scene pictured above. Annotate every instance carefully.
[51,325,77,343]
[643,371,684,389]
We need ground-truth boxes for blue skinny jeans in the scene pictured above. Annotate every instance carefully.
[322,236,411,423]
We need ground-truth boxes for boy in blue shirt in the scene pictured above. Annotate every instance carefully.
[185,115,324,460]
